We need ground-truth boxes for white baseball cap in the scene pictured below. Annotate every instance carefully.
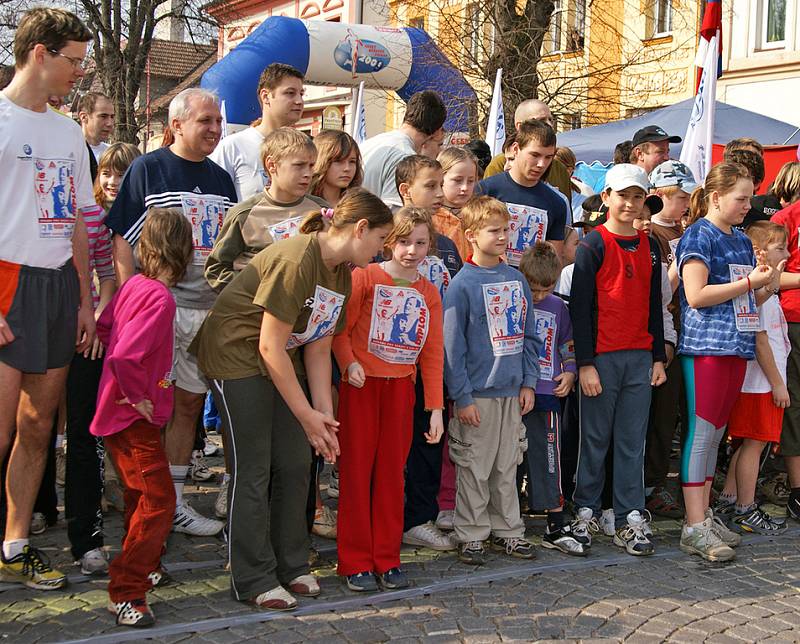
[604,163,651,193]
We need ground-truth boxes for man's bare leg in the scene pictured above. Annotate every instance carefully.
[5,366,69,540]
[165,386,204,469]
[0,361,23,469]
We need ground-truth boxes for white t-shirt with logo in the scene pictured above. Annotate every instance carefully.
[89,141,110,163]
[742,295,791,394]
[208,127,268,201]
[0,94,94,268]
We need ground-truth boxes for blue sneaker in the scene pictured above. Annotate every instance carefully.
[378,567,408,589]
[345,571,378,592]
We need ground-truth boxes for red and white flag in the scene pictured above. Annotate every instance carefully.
[680,0,722,183]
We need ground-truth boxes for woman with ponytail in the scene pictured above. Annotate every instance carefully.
[676,162,775,562]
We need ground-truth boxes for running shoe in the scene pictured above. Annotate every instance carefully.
[172,501,224,536]
[458,540,487,565]
[378,567,409,589]
[645,486,683,518]
[571,507,600,548]
[706,507,742,547]
[541,524,587,556]
[732,505,787,535]
[78,547,109,576]
[613,511,654,556]
[110,598,155,628]
[680,518,735,562]
[490,536,535,559]
[0,545,67,590]
[402,521,456,551]
[346,571,378,592]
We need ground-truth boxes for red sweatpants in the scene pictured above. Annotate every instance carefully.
[337,376,415,576]
[104,420,176,602]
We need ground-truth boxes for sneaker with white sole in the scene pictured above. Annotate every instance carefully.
[613,511,654,556]
[78,548,109,576]
[489,536,535,559]
[30,512,47,536]
[287,574,320,596]
[188,451,214,482]
[571,507,600,549]
[202,437,219,457]
[541,524,587,556]
[705,508,742,547]
[680,518,735,562]
[214,479,229,519]
[435,509,454,531]
[402,521,456,551]
[251,585,297,610]
[109,598,155,628]
[0,545,67,590]
[173,501,224,536]
[731,505,787,536]
[312,505,337,539]
[599,508,616,536]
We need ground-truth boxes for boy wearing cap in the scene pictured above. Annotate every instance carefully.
[644,160,698,518]
[630,126,682,174]
[569,164,667,557]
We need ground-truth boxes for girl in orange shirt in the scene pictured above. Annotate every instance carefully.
[333,207,444,592]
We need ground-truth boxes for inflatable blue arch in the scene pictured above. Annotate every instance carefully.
[201,17,476,132]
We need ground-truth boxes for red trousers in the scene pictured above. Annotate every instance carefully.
[104,420,176,602]
[337,376,414,575]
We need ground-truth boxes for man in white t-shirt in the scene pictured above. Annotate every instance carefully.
[360,90,447,208]
[0,8,95,591]
[78,91,114,171]
[209,63,304,201]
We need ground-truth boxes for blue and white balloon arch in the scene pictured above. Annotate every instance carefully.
[201,16,476,132]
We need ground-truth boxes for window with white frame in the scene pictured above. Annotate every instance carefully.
[759,0,786,48]
[567,0,586,50]
[652,0,672,36]
[548,0,564,53]
[466,4,481,64]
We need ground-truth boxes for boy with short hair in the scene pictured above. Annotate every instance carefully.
[205,127,326,291]
[570,164,667,557]
[644,160,697,518]
[209,63,305,200]
[443,195,541,565]
[477,119,568,262]
[518,242,583,556]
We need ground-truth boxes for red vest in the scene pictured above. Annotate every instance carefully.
[595,225,654,355]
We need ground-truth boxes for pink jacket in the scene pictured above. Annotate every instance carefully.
[91,275,176,437]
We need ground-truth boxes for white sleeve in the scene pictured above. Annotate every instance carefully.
[208,139,242,201]
[74,130,95,211]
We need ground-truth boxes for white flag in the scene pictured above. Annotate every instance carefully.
[485,69,506,157]
[680,33,718,183]
[352,81,367,144]
[220,100,229,139]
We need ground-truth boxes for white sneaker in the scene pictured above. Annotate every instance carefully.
[202,437,219,457]
[402,521,456,551]
[599,508,616,536]
[214,478,229,519]
[77,548,109,576]
[30,512,47,535]
[173,501,224,536]
[188,450,214,482]
[435,509,454,531]
[570,507,599,548]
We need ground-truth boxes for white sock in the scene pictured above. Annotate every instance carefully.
[55,434,64,450]
[170,464,188,506]
[3,539,28,559]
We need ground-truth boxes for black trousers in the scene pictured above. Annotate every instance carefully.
[403,378,448,532]
[64,353,105,559]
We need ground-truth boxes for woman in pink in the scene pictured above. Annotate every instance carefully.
[90,208,192,628]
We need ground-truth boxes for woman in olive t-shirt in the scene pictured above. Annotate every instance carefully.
[193,188,393,611]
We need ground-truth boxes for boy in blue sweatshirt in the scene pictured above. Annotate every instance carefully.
[443,196,541,565]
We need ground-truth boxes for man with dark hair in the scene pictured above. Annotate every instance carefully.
[210,62,305,200]
[0,7,94,591]
[630,125,681,174]
[360,90,447,207]
[77,91,115,179]
[614,140,632,166]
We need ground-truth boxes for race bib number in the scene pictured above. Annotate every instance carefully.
[367,284,430,364]
[417,256,450,299]
[181,195,225,265]
[534,309,557,381]
[286,285,346,350]
[482,280,527,357]
[268,215,305,242]
[729,264,759,332]
[34,157,77,239]
[506,203,548,267]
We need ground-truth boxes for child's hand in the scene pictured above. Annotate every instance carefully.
[84,336,105,360]
[457,403,481,427]
[773,383,790,408]
[651,361,667,387]
[749,263,775,290]
[346,362,366,388]
[665,344,675,369]
[579,365,602,397]
[425,409,444,444]
[519,387,535,415]
[116,397,154,423]
[552,372,576,397]
[300,409,340,463]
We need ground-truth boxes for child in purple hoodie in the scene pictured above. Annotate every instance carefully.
[519,243,582,556]
[91,209,192,629]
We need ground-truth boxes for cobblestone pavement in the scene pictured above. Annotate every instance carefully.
[3,439,800,643]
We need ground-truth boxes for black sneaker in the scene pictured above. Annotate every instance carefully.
[489,536,536,559]
[378,567,408,589]
[346,571,378,592]
[787,496,800,522]
[612,511,654,556]
[458,540,487,565]
[732,506,787,535]
[542,524,587,557]
[147,569,176,588]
